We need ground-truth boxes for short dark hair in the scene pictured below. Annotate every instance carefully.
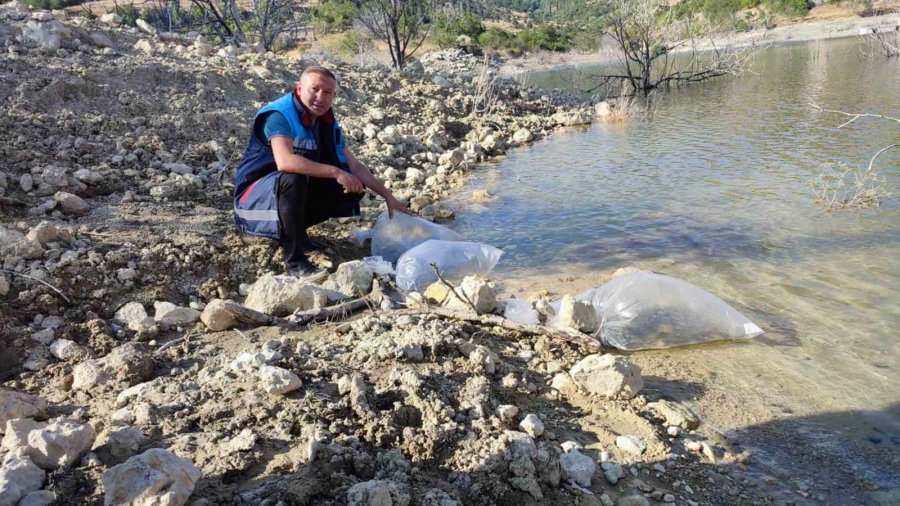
[300,66,337,86]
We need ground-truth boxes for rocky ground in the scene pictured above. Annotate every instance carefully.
[0,3,796,506]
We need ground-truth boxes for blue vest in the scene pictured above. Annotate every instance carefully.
[233,93,349,199]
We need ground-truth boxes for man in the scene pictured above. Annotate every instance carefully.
[234,66,410,281]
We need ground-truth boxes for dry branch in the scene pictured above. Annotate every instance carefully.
[389,307,603,350]
[1,268,71,304]
[219,298,371,329]
[430,263,476,312]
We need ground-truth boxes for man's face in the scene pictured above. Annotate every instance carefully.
[298,72,336,118]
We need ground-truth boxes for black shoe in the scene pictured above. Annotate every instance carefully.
[302,238,328,252]
[286,258,328,284]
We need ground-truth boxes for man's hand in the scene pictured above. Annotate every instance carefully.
[336,170,364,194]
[386,195,413,219]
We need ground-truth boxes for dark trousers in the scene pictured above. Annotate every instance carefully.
[277,173,363,269]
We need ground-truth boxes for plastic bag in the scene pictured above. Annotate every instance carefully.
[395,240,503,292]
[362,256,394,276]
[370,211,463,263]
[591,271,763,350]
[502,298,540,325]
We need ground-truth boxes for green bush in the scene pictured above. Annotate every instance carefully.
[432,13,485,48]
[312,0,358,32]
[338,30,373,54]
[113,2,141,26]
[477,26,525,55]
[517,24,571,52]
[769,0,810,15]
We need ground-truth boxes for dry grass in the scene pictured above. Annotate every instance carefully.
[805,163,893,211]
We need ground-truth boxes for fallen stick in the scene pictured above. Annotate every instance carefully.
[389,307,603,350]
[430,263,477,312]
[219,298,372,329]
[1,268,71,304]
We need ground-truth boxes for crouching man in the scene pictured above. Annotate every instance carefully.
[233,66,411,281]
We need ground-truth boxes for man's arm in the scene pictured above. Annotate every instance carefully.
[271,137,363,193]
[344,147,413,217]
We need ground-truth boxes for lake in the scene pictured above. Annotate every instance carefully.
[450,37,900,503]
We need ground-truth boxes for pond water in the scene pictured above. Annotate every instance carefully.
[449,37,900,498]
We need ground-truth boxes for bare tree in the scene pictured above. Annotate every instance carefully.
[591,0,761,96]
[188,0,245,45]
[356,0,434,69]
[247,0,304,51]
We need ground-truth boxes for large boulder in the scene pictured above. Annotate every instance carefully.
[323,261,373,296]
[0,390,47,434]
[0,453,45,506]
[243,274,327,316]
[26,420,96,469]
[102,448,201,506]
[72,343,152,391]
[568,354,643,399]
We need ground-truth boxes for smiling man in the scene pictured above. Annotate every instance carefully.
[233,66,410,281]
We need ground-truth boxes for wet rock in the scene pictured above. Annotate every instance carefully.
[102,448,201,506]
[2,419,47,452]
[153,301,201,325]
[551,110,593,126]
[243,274,327,316]
[519,414,544,437]
[72,343,152,391]
[558,295,598,333]
[26,420,95,469]
[258,365,302,395]
[648,400,700,430]
[512,129,533,144]
[346,479,409,506]
[438,149,464,167]
[0,390,48,433]
[0,453,45,506]
[559,449,595,487]
[615,435,646,456]
[54,192,90,215]
[200,299,237,331]
[324,260,373,296]
[568,354,643,399]
[49,339,87,361]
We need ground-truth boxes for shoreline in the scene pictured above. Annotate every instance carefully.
[498,12,900,78]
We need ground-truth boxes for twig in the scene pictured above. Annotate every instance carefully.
[1,268,71,304]
[869,143,899,172]
[808,99,900,128]
[154,332,192,357]
[390,307,603,350]
[430,263,477,312]
[290,298,370,326]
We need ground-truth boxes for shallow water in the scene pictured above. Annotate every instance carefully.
[450,38,900,497]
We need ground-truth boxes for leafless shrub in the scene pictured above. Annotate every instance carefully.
[805,163,892,211]
[470,55,499,117]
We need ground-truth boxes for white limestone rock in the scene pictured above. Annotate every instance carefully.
[568,354,643,399]
[0,390,47,434]
[135,18,157,36]
[323,260,373,296]
[100,13,122,25]
[102,448,201,506]
[258,365,302,395]
[200,299,237,331]
[113,302,148,330]
[97,426,147,465]
[49,339,87,361]
[347,479,409,506]
[519,414,544,437]
[615,435,646,456]
[0,276,7,297]
[153,301,200,325]
[558,295,599,333]
[551,110,593,126]
[54,192,90,215]
[559,449,595,487]
[243,274,327,316]
[2,419,47,452]
[26,420,96,469]
[496,405,518,423]
[648,399,701,430]
[512,129,533,144]
[0,453,45,506]
[17,490,55,506]
[444,276,497,314]
[72,343,152,391]
[25,221,59,245]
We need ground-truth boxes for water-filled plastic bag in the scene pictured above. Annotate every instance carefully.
[591,271,763,350]
[395,240,503,292]
[502,298,540,325]
[370,212,462,263]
